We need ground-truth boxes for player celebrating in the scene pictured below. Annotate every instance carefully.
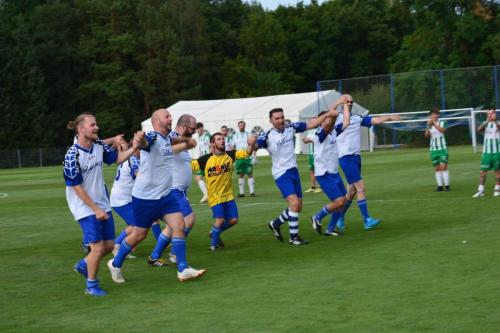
[233,120,256,197]
[192,122,210,203]
[424,107,450,192]
[473,108,500,197]
[108,109,206,283]
[311,100,351,236]
[335,94,401,232]
[302,129,321,193]
[65,113,140,296]
[254,108,336,245]
[192,132,256,250]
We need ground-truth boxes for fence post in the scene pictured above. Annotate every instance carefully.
[440,69,446,110]
[316,81,321,114]
[39,148,43,167]
[494,65,499,110]
[470,109,477,153]
[390,74,396,148]
[17,149,22,168]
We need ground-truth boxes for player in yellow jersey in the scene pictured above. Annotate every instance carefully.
[192,132,256,250]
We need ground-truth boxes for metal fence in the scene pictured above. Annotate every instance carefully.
[0,147,67,169]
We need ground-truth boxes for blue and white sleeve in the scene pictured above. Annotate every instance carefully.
[129,156,140,179]
[142,132,157,152]
[102,143,118,165]
[63,147,83,186]
[361,116,373,127]
[316,127,327,143]
[256,132,268,149]
[291,122,307,133]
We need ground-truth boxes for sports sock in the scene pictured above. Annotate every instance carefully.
[435,171,443,186]
[150,233,171,260]
[86,279,99,289]
[238,178,245,195]
[314,206,330,222]
[220,219,234,232]
[112,240,132,268]
[495,184,500,192]
[171,237,188,272]
[114,230,127,245]
[248,177,255,193]
[288,210,299,239]
[442,170,450,186]
[184,227,192,238]
[198,179,208,196]
[151,223,161,240]
[478,184,485,192]
[210,226,222,247]
[272,208,288,227]
[341,200,352,218]
[357,199,369,219]
[327,212,342,232]
[77,258,87,270]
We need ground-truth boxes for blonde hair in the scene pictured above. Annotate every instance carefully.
[67,113,94,133]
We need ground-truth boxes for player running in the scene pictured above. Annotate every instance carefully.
[424,107,450,192]
[233,120,256,197]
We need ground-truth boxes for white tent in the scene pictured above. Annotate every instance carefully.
[141,90,370,154]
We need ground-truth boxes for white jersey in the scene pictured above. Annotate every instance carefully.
[313,127,339,176]
[483,121,500,154]
[192,130,211,159]
[132,131,174,200]
[429,120,447,151]
[305,129,315,154]
[170,131,193,190]
[233,130,250,150]
[63,141,117,220]
[335,113,372,158]
[257,122,306,179]
[224,135,235,151]
[110,155,140,207]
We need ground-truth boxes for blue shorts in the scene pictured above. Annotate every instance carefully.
[78,213,115,243]
[339,155,362,184]
[275,167,303,199]
[112,202,135,226]
[170,189,193,217]
[316,172,347,201]
[132,191,181,228]
[211,200,238,221]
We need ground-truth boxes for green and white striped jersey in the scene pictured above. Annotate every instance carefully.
[429,120,447,151]
[305,129,315,154]
[482,121,500,154]
[192,130,211,158]
[233,131,250,150]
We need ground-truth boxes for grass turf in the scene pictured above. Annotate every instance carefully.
[0,146,499,332]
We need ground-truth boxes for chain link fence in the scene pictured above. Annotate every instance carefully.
[0,147,67,169]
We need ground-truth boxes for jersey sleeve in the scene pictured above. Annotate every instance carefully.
[291,122,307,133]
[256,132,268,149]
[142,132,157,152]
[129,156,140,179]
[193,153,211,175]
[361,116,373,128]
[63,146,83,186]
[315,127,327,143]
[191,159,201,173]
[100,142,118,165]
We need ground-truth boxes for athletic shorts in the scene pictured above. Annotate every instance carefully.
[316,172,347,201]
[339,154,362,184]
[112,202,135,226]
[211,200,238,220]
[480,153,500,171]
[235,158,253,175]
[170,189,193,217]
[308,154,314,171]
[275,167,303,199]
[132,191,181,228]
[78,213,115,243]
[430,149,449,166]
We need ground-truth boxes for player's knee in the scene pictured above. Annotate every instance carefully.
[229,218,238,226]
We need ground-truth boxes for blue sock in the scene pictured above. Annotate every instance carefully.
[150,233,171,260]
[327,212,342,232]
[78,258,87,269]
[273,208,288,227]
[210,226,221,247]
[86,279,99,289]
[314,206,330,222]
[151,223,161,240]
[172,237,188,272]
[115,230,127,245]
[288,210,299,239]
[112,240,132,268]
[184,227,192,238]
[341,200,353,218]
[357,199,369,219]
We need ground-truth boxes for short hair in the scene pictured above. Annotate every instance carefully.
[269,108,284,118]
[430,107,440,114]
[210,132,223,143]
[67,113,94,133]
[221,125,228,130]
[318,110,328,117]
[177,114,194,127]
[196,122,204,129]
[238,120,245,125]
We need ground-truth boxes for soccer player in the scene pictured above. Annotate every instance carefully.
[64,113,140,296]
[254,108,336,245]
[335,94,401,231]
[472,108,500,197]
[192,122,210,203]
[302,130,321,193]
[233,120,256,197]
[108,109,206,283]
[148,114,198,265]
[424,107,450,192]
[192,132,257,250]
[311,99,351,236]
[221,125,235,151]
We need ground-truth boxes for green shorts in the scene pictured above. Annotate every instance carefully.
[236,158,253,175]
[480,153,500,171]
[195,170,204,176]
[308,154,314,171]
[430,149,448,166]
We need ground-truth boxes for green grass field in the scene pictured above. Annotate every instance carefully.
[1,146,499,332]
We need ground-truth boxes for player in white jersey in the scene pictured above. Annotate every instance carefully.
[108,109,206,283]
[64,113,140,296]
[424,107,450,192]
[335,94,400,231]
[310,101,351,236]
[221,125,235,151]
[302,129,321,193]
[192,122,210,203]
[147,114,198,266]
[254,107,337,245]
[472,109,500,197]
[233,120,256,197]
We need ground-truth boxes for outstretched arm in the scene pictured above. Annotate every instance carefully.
[115,131,143,165]
[172,138,197,154]
[370,114,401,125]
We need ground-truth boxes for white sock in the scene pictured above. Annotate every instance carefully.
[248,177,255,194]
[435,172,443,186]
[442,170,450,186]
[495,184,500,192]
[238,178,245,194]
[478,185,485,193]
[198,179,207,196]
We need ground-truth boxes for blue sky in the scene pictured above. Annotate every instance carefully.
[252,0,325,10]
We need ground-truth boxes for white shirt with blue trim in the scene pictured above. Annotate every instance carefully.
[313,127,340,176]
[110,155,139,207]
[170,131,192,191]
[256,122,306,179]
[132,131,174,200]
[335,113,372,158]
[64,140,117,220]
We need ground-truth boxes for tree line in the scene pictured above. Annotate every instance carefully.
[0,0,498,148]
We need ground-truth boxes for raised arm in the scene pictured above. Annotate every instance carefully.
[370,114,401,125]
[115,131,143,165]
